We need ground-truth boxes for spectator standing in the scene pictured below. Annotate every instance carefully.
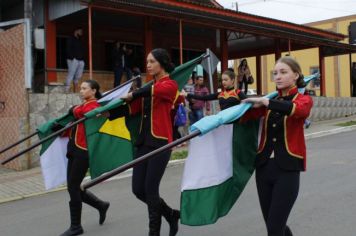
[189,76,210,124]
[112,42,133,87]
[237,59,252,94]
[65,28,85,93]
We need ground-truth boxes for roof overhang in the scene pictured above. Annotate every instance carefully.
[82,0,356,57]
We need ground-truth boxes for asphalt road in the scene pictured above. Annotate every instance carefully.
[1,130,356,236]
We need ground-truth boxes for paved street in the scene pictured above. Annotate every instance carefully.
[1,130,356,236]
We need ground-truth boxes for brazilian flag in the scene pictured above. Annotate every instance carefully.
[85,54,207,178]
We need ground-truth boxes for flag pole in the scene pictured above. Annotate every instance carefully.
[206,48,216,114]
[1,78,136,165]
[0,131,38,155]
[1,118,87,165]
[81,130,201,190]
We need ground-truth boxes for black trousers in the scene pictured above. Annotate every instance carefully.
[256,159,300,236]
[67,155,89,203]
[238,77,248,94]
[132,145,171,203]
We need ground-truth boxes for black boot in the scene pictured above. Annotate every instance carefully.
[147,197,162,236]
[81,190,110,225]
[285,226,293,236]
[60,201,83,236]
[160,198,180,236]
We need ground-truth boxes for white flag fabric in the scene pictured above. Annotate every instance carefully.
[99,82,132,103]
[181,125,233,191]
[40,137,68,190]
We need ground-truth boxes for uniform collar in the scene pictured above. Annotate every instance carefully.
[278,86,298,97]
[225,86,235,91]
[83,98,97,104]
[154,75,170,84]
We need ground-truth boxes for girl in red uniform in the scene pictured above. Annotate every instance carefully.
[241,57,313,236]
[107,48,180,236]
[181,70,246,111]
[60,80,110,236]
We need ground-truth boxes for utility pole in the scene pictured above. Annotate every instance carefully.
[24,0,32,20]
[24,0,33,169]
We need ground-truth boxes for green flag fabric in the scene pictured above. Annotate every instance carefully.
[180,120,259,225]
[37,113,74,155]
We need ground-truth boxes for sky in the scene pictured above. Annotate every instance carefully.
[216,0,356,24]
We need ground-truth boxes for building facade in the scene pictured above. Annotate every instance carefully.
[237,15,356,97]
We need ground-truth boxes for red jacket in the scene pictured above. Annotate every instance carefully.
[70,99,100,150]
[242,86,313,171]
[130,75,178,144]
[109,75,178,147]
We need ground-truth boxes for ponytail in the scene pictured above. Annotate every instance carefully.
[296,74,306,88]
[84,79,102,99]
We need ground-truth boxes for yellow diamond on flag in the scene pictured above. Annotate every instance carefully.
[99,117,131,141]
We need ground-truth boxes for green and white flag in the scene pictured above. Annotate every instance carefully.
[180,120,259,225]
[180,73,319,225]
[37,114,74,190]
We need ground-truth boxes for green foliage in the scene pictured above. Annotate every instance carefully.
[171,150,188,160]
[336,120,356,127]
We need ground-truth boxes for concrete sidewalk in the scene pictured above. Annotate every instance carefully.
[1,115,356,204]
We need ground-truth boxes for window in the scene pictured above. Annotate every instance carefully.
[56,36,69,69]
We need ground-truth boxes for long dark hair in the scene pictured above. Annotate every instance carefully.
[83,79,102,99]
[238,59,248,69]
[276,56,306,88]
[150,48,175,73]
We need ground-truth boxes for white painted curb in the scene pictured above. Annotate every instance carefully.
[305,124,356,140]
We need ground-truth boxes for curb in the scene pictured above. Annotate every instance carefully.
[0,186,67,204]
[305,124,356,140]
[0,160,186,205]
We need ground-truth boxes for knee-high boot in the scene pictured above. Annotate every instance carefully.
[285,226,293,236]
[147,197,162,236]
[60,201,83,236]
[81,190,110,225]
[160,198,180,236]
